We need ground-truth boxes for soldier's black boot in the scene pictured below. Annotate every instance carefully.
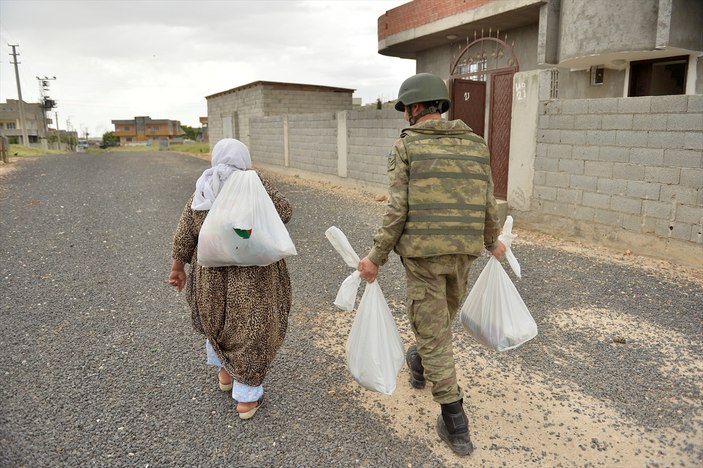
[405,345,425,389]
[436,400,474,456]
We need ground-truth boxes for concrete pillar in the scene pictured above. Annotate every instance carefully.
[283,115,289,167]
[336,111,348,178]
[507,70,542,211]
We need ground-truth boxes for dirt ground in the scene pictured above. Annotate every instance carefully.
[274,170,702,466]
[4,154,701,466]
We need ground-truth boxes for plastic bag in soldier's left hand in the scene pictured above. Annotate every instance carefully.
[460,258,537,352]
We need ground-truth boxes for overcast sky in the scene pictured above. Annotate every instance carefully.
[0,0,414,138]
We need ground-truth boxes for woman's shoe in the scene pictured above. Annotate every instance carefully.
[218,368,233,392]
[237,395,264,420]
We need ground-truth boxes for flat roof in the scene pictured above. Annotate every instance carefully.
[111,117,179,124]
[206,80,355,99]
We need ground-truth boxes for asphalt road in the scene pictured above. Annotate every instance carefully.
[1,151,701,467]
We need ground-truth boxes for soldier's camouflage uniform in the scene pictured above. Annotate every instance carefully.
[367,118,501,404]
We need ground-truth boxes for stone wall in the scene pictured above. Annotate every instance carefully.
[207,83,353,150]
[265,88,352,116]
[250,109,405,187]
[532,94,702,246]
[347,109,404,186]
[247,94,702,265]
[249,115,284,167]
[207,86,265,149]
[288,112,338,176]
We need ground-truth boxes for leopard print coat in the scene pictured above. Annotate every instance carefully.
[172,171,292,387]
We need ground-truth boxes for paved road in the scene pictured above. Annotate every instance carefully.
[1,151,701,467]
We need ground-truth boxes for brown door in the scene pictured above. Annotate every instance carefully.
[451,78,486,137]
[488,70,513,200]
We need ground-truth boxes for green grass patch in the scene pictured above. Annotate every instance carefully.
[7,144,66,157]
[168,142,210,154]
[96,142,210,155]
[3,143,211,158]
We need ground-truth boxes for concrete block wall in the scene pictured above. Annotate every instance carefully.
[288,112,338,176]
[207,86,265,149]
[249,116,285,166]
[207,84,352,150]
[534,94,703,244]
[347,109,406,185]
[249,108,405,186]
[265,88,352,116]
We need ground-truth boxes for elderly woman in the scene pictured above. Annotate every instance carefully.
[168,138,293,420]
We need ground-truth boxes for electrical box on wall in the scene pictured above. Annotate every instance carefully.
[590,66,605,86]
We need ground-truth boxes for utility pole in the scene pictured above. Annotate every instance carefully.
[8,44,29,146]
[66,116,74,151]
[37,76,56,150]
[55,111,61,149]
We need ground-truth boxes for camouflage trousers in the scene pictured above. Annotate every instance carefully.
[402,254,475,404]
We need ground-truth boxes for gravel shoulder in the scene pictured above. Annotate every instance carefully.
[1,153,701,467]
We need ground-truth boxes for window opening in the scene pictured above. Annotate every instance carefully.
[629,55,688,97]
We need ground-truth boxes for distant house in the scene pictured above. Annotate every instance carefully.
[206,80,355,148]
[111,116,183,145]
[0,99,48,145]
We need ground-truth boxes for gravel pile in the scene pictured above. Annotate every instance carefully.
[1,151,700,467]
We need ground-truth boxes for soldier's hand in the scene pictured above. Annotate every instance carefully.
[358,257,379,283]
[490,241,507,261]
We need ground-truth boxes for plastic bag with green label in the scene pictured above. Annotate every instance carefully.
[197,171,296,267]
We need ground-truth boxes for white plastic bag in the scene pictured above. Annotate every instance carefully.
[460,256,537,352]
[334,270,361,311]
[346,280,405,394]
[197,171,297,267]
[499,215,521,278]
[325,226,361,311]
[325,226,405,394]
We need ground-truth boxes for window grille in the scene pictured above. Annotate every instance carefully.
[549,69,559,98]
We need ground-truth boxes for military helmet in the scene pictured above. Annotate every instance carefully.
[395,73,451,113]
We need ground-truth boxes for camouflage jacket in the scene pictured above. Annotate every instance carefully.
[367,118,501,266]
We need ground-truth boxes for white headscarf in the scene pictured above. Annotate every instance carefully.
[191,138,253,210]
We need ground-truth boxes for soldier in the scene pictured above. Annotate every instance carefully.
[358,73,506,456]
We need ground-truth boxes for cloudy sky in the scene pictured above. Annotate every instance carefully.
[0,0,414,138]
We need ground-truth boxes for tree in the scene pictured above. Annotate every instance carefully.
[102,131,120,146]
[180,124,200,141]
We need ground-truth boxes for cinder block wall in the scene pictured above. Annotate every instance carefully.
[207,87,265,149]
[347,109,406,185]
[533,94,703,244]
[249,109,405,184]
[249,116,284,166]
[207,84,352,150]
[265,88,352,116]
[288,112,338,175]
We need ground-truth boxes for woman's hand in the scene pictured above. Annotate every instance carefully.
[169,260,186,292]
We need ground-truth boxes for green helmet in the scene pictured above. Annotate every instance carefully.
[395,73,451,113]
